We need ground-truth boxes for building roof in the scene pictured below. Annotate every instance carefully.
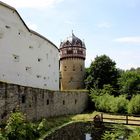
[0,1,58,50]
[60,33,86,49]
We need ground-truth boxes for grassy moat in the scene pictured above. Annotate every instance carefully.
[0,111,140,140]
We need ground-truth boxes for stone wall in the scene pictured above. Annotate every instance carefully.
[0,82,88,123]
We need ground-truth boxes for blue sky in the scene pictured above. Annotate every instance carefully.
[2,0,140,69]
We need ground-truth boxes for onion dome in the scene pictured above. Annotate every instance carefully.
[59,33,86,60]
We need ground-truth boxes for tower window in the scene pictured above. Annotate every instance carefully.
[73,65,75,71]
[78,50,83,54]
[75,99,77,104]
[70,77,73,81]
[73,50,77,53]
[67,50,73,54]
[80,65,83,71]
[64,66,67,71]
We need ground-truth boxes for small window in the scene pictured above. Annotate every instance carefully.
[75,99,77,104]
[70,77,73,81]
[64,66,67,71]
[38,58,42,62]
[44,77,46,80]
[63,100,65,105]
[67,50,73,54]
[22,95,26,103]
[25,67,31,72]
[13,54,19,62]
[36,75,41,78]
[5,25,10,29]
[44,84,47,86]
[78,50,83,54]
[46,99,49,105]
[80,65,83,71]
[29,46,33,49]
[73,65,75,71]
[48,64,51,67]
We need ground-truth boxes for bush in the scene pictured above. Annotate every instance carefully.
[128,128,140,140]
[90,89,128,113]
[102,124,128,140]
[128,94,140,114]
[0,112,47,140]
[111,95,128,114]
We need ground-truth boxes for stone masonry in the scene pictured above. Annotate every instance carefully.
[0,81,88,123]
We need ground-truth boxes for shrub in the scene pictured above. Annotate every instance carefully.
[128,128,140,140]
[90,89,128,113]
[102,124,127,140]
[128,94,140,114]
[0,112,47,140]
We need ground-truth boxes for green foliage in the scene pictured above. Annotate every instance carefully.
[4,112,26,140]
[0,112,47,140]
[85,55,119,89]
[128,94,140,114]
[102,124,128,140]
[128,128,140,140]
[0,133,6,140]
[90,88,128,113]
[118,71,140,96]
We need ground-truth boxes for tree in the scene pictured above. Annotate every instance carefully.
[85,55,119,89]
[118,71,140,96]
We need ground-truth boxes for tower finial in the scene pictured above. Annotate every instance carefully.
[72,30,74,36]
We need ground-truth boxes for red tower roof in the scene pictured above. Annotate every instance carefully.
[59,33,86,60]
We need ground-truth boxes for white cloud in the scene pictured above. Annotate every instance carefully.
[114,36,140,44]
[2,0,64,8]
[97,22,112,29]
[27,22,38,31]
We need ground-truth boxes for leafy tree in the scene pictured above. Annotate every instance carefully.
[85,55,119,89]
[128,94,140,114]
[118,71,140,96]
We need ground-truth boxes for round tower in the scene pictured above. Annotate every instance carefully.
[60,33,86,90]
